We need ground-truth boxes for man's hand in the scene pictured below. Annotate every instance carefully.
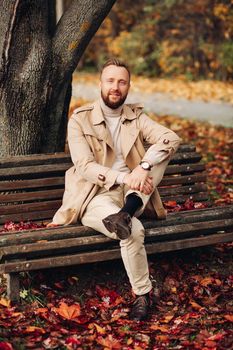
[123,165,154,195]
[46,222,59,228]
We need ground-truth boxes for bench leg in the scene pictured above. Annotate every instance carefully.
[6,273,20,302]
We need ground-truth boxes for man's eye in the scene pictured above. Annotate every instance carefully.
[119,81,127,85]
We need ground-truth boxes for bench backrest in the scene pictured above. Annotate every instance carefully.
[0,144,208,225]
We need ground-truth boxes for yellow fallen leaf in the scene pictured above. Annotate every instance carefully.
[0,297,11,307]
[25,326,46,334]
[200,277,213,286]
[93,323,106,334]
[190,300,204,310]
[150,324,169,332]
[160,314,174,323]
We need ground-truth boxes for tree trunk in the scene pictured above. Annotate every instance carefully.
[0,0,116,156]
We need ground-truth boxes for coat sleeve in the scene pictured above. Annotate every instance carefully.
[68,116,121,190]
[138,112,182,162]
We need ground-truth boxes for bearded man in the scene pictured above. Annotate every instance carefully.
[50,58,181,321]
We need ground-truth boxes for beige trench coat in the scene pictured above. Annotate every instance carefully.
[53,100,181,225]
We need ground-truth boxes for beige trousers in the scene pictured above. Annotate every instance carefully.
[81,159,170,295]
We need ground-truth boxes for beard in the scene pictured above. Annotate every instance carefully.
[101,90,127,109]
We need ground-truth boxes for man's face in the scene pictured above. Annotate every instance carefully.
[100,65,130,109]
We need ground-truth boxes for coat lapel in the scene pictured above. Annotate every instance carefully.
[121,105,140,160]
[91,101,114,150]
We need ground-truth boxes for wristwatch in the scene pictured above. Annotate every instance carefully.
[140,161,152,171]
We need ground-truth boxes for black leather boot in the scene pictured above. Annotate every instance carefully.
[102,212,132,240]
[129,293,151,321]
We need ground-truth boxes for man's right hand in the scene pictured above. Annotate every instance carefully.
[123,166,154,195]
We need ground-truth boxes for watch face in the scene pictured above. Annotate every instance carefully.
[141,161,150,170]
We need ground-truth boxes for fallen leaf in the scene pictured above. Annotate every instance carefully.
[0,342,14,350]
[0,298,11,307]
[224,314,233,322]
[24,326,46,334]
[52,302,81,320]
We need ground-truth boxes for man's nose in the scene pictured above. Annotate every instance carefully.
[112,81,119,90]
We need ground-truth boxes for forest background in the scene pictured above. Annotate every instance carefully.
[78,0,233,81]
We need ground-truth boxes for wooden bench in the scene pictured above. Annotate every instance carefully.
[0,143,232,301]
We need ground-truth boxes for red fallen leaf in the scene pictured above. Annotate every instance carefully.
[52,301,81,320]
[65,336,81,347]
[207,332,225,341]
[194,202,208,209]
[54,282,65,290]
[163,200,177,208]
[224,314,233,322]
[0,221,46,233]
[0,342,14,350]
[202,294,220,306]
[95,285,124,307]
[183,199,195,210]
[209,167,222,176]
[34,307,48,314]
[204,340,217,348]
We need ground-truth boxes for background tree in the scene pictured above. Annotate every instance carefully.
[0,0,116,156]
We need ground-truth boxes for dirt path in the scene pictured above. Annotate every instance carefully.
[72,82,233,128]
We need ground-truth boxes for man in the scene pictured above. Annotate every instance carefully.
[50,58,181,321]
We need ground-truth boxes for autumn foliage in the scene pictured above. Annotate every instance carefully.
[82,0,233,80]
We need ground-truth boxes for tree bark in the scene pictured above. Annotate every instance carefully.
[0,0,116,156]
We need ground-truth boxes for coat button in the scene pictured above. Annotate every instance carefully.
[98,174,106,181]
[163,139,169,144]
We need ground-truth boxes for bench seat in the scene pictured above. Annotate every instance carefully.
[0,143,232,301]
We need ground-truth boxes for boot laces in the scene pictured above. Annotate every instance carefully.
[133,295,149,312]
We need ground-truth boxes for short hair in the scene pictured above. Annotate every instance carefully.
[100,58,131,80]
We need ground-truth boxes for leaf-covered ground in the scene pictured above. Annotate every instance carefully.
[0,244,232,349]
[1,88,232,349]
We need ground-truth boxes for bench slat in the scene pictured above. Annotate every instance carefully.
[159,183,207,196]
[0,173,207,192]
[162,192,209,203]
[0,162,205,180]
[0,210,56,224]
[0,200,61,215]
[1,219,232,258]
[1,206,232,247]
[0,189,64,203]
[0,144,197,168]
[0,184,207,204]
[0,177,65,191]
[1,230,232,274]
[0,192,209,222]
[0,164,71,178]
[160,174,207,186]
